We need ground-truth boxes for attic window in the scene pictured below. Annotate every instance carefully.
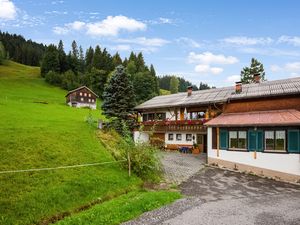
[80,92,82,96]
[84,93,87,97]
[89,93,91,97]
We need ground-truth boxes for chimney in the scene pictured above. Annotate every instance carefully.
[187,86,193,96]
[235,81,242,94]
[253,73,261,83]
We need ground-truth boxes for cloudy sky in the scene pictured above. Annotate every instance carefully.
[1,0,300,87]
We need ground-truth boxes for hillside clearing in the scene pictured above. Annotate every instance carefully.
[0,61,179,225]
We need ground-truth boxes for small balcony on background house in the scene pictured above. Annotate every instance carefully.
[137,110,218,133]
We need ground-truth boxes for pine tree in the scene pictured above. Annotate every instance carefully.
[170,76,179,94]
[240,58,266,84]
[93,45,102,69]
[57,40,68,73]
[79,45,85,73]
[150,64,160,95]
[112,52,122,68]
[102,65,136,120]
[85,46,94,72]
[136,52,146,72]
[41,44,60,76]
[199,82,210,90]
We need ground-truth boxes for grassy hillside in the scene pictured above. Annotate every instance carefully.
[0,61,165,225]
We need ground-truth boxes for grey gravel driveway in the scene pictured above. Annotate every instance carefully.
[124,163,300,225]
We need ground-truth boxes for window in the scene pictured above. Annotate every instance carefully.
[80,92,82,96]
[92,99,95,103]
[229,131,247,149]
[84,93,87,97]
[176,134,182,141]
[88,93,91,97]
[80,97,84,101]
[186,134,192,141]
[168,133,174,141]
[88,99,91,102]
[265,130,286,151]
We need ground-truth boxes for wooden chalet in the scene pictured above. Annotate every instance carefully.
[134,75,300,182]
[65,86,98,109]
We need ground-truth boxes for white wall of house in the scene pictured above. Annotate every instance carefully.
[134,131,149,143]
[68,102,97,110]
[207,127,300,176]
[165,132,197,145]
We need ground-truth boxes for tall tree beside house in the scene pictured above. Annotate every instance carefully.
[102,65,136,122]
[240,58,266,84]
[40,44,60,76]
[170,76,179,94]
[133,71,158,104]
[92,45,102,69]
[78,46,85,73]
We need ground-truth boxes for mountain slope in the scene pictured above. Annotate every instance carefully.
[0,61,142,225]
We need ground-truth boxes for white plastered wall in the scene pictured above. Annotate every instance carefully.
[165,132,197,145]
[207,127,300,176]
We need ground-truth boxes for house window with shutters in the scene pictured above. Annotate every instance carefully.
[229,131,247,150]
[264,130,286,152]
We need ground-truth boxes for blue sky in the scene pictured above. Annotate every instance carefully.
[1,0,300,87]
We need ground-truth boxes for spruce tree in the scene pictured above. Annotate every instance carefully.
[150,64,160,95]
[93,45,102,69]
[112,52,122,68]
[57,40,68,73]
[85,46,94,72]
[240,58,266,84]
[41,44,60,76]
[170,76,179,94]
[0,41,6,64]
[102,65,136,120]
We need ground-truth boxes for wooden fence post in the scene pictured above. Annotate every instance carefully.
[127,151,131,177]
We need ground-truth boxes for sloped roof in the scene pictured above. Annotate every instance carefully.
[135,77,300,110]
[65,86,99,97]
[205,109,300,127]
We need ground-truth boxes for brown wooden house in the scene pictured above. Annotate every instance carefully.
[65,86,98,109]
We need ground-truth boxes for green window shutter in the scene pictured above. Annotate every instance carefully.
[248,130,257,151]
[257,130,263,152]
[220,129,228,150]
[288,130,299,153]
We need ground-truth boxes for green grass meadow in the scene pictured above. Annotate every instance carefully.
[0,61,179,225]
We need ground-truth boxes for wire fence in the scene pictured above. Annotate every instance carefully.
[0,159,127,175]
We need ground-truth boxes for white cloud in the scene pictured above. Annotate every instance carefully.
[194,64,223,75]
[51,1,64,4]
[53,26,69,35]
[188,52,238,65]
[67,21,85,30]
[110,44,131,51]
[226,75,240,82]
[176,37,201,48]
[45,10,68,15]
[278,35,300,46]
[116,37,169,47]
[222,36,273,45]
[53,16,146,37]
[158,17,173,24]
[270,64,281,72]
[270,62,300,77]
[285,62,300,72]
[86,15,146,37]
[0,0,17,20]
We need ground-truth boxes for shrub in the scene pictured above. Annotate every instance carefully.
[45,70,62,86]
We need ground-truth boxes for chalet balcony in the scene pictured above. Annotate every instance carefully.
[139,119,209,132]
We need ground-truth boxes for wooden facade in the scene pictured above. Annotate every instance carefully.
[65,86,98,109]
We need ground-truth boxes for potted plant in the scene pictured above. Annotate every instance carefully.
[192,142,200,154]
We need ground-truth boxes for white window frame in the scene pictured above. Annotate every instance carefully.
[80,97,84,102]
[264,130,286,152]
[168,133,174,141]
[186,134,192,141]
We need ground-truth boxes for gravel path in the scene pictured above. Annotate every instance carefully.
[124,166,300,225]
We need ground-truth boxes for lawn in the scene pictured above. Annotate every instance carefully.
[0,61,179,225]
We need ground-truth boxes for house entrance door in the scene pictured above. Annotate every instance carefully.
[197,134,207,153]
